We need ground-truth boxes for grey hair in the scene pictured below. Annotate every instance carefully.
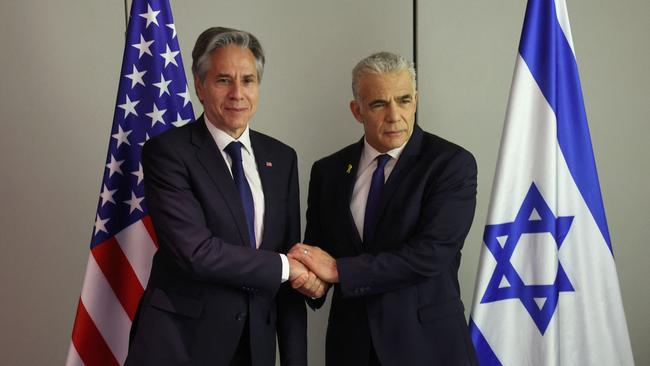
[191,27,265,83]
[351,51,417,100]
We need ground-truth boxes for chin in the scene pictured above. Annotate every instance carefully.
[224,120,249,129]
[384,138,406,149]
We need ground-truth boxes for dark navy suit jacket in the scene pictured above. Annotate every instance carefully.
[125,116,306,366]
[305,126,478,366]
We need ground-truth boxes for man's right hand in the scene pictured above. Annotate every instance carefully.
[289,257,309,282]
[289,258,327,298]
[288,243,339,283]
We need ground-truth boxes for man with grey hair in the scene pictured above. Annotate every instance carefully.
[290,51,479,365]
[125,27,321,366]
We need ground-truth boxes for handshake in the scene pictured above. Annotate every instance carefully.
[287,243,337,299]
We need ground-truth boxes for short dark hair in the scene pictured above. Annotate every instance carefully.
[191,27,265,83]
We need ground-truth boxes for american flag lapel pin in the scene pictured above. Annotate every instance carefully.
[265,161,273,167]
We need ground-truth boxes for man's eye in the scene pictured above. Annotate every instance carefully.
[216,78,230,84]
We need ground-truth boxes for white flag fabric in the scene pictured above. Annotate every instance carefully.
[468,0,634,365]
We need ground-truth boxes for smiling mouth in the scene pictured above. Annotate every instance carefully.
[225,107,248,112]
[384,130,405,136]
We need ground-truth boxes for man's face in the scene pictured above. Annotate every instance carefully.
[350,71,417,153]
[195,45,259,138]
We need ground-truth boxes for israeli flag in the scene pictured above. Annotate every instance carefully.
[468,0,634,364]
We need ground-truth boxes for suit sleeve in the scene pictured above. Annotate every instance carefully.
[336,149,477,298]
[275,149,308,366]
[142,137,282,294]
[303,160,331,310]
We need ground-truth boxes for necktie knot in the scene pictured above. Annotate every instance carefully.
[376,154,390,171]
[225,141,244,162]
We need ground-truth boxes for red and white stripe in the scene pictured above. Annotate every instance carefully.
[66,217,158,366]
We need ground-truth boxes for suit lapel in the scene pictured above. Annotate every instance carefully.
[192,117,252,247]
[342,140,364,253]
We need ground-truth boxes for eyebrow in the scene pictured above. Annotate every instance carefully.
[368,94,413,105]
[368,98,388,107]
[214,73,257,79]
[397,94,413,100]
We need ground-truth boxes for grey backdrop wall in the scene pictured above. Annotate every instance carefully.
[0,1,647,365]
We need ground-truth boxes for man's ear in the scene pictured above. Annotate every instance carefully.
[350,100,363,124]
[193,74,204,104]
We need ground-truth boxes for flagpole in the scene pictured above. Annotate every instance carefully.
[124,0,129,33]
[412,0,418,82]
[412,0,418,125]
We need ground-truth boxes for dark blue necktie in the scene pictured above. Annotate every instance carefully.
[363,154,391,243]
[225,141,256,249]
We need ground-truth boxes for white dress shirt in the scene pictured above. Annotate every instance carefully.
[204,118,290,282]
[350,139,407,240]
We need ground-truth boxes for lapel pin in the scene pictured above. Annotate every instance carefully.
[346,164,352,174]
[265,161,273,167]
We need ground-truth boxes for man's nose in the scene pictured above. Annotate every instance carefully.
[229,80,243,99]
[386,103,400,122]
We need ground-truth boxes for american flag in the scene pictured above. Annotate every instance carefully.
[66,1,194,364]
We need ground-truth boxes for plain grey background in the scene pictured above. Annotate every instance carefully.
[0,0,647,365]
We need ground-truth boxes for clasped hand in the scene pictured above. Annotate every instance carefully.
[287,243,338,299]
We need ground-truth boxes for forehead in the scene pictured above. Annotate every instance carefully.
[356,71,414,100]
[207,45,257,75]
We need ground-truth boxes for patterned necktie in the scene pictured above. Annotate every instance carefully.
[363,154,391,244]
[225,141,256,249]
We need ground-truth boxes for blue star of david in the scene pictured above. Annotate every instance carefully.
[481,183,575,334]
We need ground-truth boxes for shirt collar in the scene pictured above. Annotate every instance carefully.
[359,138,407,172]
[204,116,253,156]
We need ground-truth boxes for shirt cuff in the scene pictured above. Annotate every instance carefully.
[279,253,289,283]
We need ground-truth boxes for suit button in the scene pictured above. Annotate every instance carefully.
[235,312,246,321]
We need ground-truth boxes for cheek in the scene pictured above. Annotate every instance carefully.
[247,90,259,104]
[209,90,228,105]
[195,86,204,103]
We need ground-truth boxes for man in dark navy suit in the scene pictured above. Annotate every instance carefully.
[290,52,479,366]
[125,27,321,366]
